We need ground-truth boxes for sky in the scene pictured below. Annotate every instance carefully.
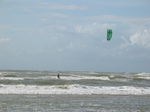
[0,0,150,72]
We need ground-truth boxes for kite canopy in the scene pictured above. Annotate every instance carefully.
[107,29,112,41]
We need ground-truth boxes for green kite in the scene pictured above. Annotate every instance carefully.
[107,29,113,41]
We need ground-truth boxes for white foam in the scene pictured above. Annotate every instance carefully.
[0,84,150,95]
[0,77,24,80]
[134,73,150,80]
[136,73,150,76]
[136,76,150,80]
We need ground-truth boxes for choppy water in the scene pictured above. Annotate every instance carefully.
[0,70,150,112]
[0,70,150,95]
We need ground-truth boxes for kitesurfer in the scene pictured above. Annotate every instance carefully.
[57,74,60,79]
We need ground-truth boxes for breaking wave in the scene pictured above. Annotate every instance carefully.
[0,84,150,95]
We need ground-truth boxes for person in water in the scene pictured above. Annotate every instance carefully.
[57,74,60,79]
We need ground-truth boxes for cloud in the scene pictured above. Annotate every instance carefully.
[88,16,150,49]
[0,24,34,31]
[38,15,150,53]
[36,4,87,10]
[130,29,150,48]
[0,38,11,43]
[74,23,116,35]
[1,0,88,14]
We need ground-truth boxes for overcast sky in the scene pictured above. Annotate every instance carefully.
[0,0,150,72]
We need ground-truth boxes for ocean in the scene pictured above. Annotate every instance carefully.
[0,70,150,112]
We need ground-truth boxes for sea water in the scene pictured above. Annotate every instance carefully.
[0,70,150,112]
